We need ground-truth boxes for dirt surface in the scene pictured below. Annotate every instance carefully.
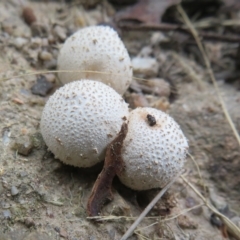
[1,0,240,240]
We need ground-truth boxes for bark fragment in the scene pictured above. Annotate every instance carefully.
[87,123,128,217]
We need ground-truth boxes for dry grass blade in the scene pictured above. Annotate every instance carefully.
[120,170,183,240]
[161,203,204,222]
[0,69,148,83]
[87,202,203,223]
[177,4,240,148]
[187,153,207,193]
[181,175,240,240]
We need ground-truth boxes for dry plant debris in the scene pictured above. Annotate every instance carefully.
[87,123,128,217]
[114,0,181,24]
[0,0,240,239]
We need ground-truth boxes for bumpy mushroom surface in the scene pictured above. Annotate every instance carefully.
[40,80,129,168]
[57,26,132,95]
[118,107,188,190]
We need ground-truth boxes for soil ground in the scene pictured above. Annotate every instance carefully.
[0,0,240,240]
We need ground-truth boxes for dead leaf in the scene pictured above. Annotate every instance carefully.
[87,123,128,217]
[115,0,181,24]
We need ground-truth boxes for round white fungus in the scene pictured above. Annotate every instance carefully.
[57,25,132,95]
[40,80,129,168]
[118,107,188,190]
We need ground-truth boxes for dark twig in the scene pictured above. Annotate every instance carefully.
[87,123,128,217]
[118,22,240,43]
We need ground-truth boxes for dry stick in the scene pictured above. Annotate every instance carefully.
[177,4,240,148]
[0,70,121,81]
[119,22,240,43]
[187,153,207,194]
[120,170,183,240]
[181,175,240,240]
[0,70,148,83]
[87,202,203,222]
[87,123,128,216]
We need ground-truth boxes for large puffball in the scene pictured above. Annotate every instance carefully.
[57,26,132,95]
[118,107,188,190]
[40,80,129,168]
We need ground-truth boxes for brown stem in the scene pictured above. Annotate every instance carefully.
[87,123,128,217]
[118,22,240,43]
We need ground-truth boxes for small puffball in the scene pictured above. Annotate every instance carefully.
[57,26,132,95]
[118,107,188,190]
[40,80,129,168]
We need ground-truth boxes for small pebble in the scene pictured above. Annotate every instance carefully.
[3,210,11,219]
[210,213,222,227]
[24,217,35,228]
[11,186,19,196]
[19,171,28,178]
[2,128,11,146]
[138,46,152,58]
[48,35,55,44]
[44,74,56,83]
[1,201,10,209]
[53,25,67,41]
[132,57,159,77]
[30,37,42,49]
[31,75,53,96]
[44,59,57,70]
[22,7,37,25]
[150,32,168,46]
[39,51,53,61]
[13,37,28,49]
[13,137,33,156]
[59,228,68,239]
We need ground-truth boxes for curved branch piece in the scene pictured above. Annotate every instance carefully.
[87,123,128,217]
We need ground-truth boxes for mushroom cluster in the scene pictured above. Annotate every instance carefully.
[41,25,188,213]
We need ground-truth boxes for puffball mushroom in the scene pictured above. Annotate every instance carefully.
[57,25,132,95]
[118,107,188,190]
[40,80,129,168]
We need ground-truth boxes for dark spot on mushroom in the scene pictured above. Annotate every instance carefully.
[147,114,156,126]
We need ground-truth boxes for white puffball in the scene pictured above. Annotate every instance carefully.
[118,107,188,190]
[40,80,129,168]
[57,26,132,95]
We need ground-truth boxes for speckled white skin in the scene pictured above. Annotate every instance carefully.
[40,80,129,168]
[118,107,188,190]
[57,26,132,95]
